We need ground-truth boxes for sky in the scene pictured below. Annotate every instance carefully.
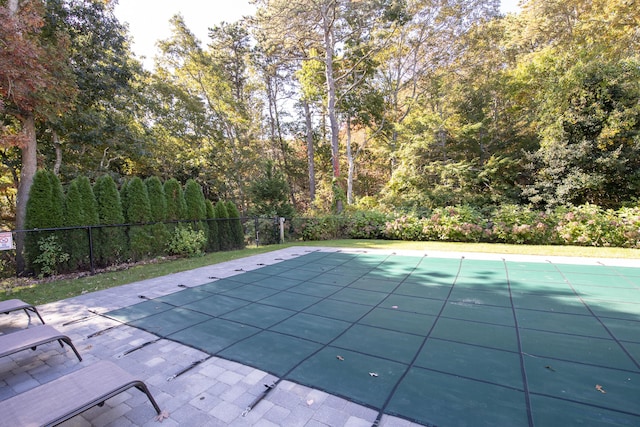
[113,0,521,70]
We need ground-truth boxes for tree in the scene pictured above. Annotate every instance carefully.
[145,176,169,254]
[248,160,295,218]
[205,199,219,252]
[93,174,125,267]
[1,0,76,272]
[214,200,231,251]
[121,177,153,261]
[183,178,208,238]
[64,175,97,271]
[164,178,187,222]
[226,201,245,249]
[23,169,64,273]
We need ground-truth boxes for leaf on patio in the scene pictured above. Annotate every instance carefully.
[307,399,314,406]
[545,365,555,372]
[391,305,399,309]
[336,355,345,361]
[155,410,170,422]
[595,384,606,394]
[369,372,378,377]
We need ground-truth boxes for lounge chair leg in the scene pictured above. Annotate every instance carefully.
[59,337,83,361]
[135,383,162,415]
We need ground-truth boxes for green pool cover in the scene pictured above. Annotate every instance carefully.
[106,251,640,426]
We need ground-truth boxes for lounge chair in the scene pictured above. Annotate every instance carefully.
[0,324,82,362]
[0,298,45,324]
[0,360,162,426]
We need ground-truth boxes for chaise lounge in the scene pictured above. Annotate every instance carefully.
[0,324,82,362]
[0,360,162,426]
[0,298,45,324]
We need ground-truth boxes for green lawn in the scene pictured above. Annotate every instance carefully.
[2,239,638,305]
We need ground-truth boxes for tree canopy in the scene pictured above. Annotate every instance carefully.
[2,0,639,249]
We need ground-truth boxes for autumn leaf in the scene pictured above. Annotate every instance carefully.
[369,372,378,377]
[595,384,606,394]
[336,355,345,361]
[155,410,170,422]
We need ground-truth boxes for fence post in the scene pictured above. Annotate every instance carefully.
[254,217,259,247]
[279,217,285,244]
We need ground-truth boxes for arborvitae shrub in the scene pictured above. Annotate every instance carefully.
[214,200,231,250]
[93,175,127,267]
[205,199,219,252]
[24,170,62,274]
[121,177,153,261]
[226,201,245,249]
[184,179,208,237]
[64,178,88,271]
[145,176,169,256]
[164,178,186,222]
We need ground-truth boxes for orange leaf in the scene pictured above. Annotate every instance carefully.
[595,384,606,394]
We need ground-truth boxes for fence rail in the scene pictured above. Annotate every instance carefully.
[0,216,304,279]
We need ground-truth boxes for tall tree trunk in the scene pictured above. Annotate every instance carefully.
[15,114,38,274]
[303,100,316,203]
[321,3,342,212]
[346,116,354,205]
[53,130,62,175]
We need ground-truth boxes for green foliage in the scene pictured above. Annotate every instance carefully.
[121,177,154,261]
[184,179,209,241]
[346,211,389,239]
[164,178,186,221]
[24,170,64,273]
[93,175,127,266]
[554,204,625,247]
[205,200,219,252]
[247,161,295,218]
[145,176,167,221]
[145,176,170,256]
[293,216,344,241]
[33,235,69,278]
[63,178,89,271]
[214,200,232,250]
[167,224,206,257]
[490,205,553,245]
[226,201,245,249]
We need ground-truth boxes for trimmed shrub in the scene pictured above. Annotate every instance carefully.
[24,170,64,274]
[205,200,219,252]
[184,179,208,238]
[145,176,170,255]
[64,179,88,271]
[164,178,186,222]
[226,201,245,249]
[167,224,206,257]
[121,177,154,261]
[214,200,232,250]
[93,175,127,266]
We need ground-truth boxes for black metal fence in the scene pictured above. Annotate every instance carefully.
[0,216,301,279]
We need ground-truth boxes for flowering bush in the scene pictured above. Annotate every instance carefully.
[554,204,624,247]
[384,215,427,241]
[427,205,486,242]
[491,205,553,245]
[346,211,389,239]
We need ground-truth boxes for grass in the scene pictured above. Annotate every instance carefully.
[1,239,638,306]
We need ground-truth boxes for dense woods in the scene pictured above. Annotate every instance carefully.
[2,0,639,263]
